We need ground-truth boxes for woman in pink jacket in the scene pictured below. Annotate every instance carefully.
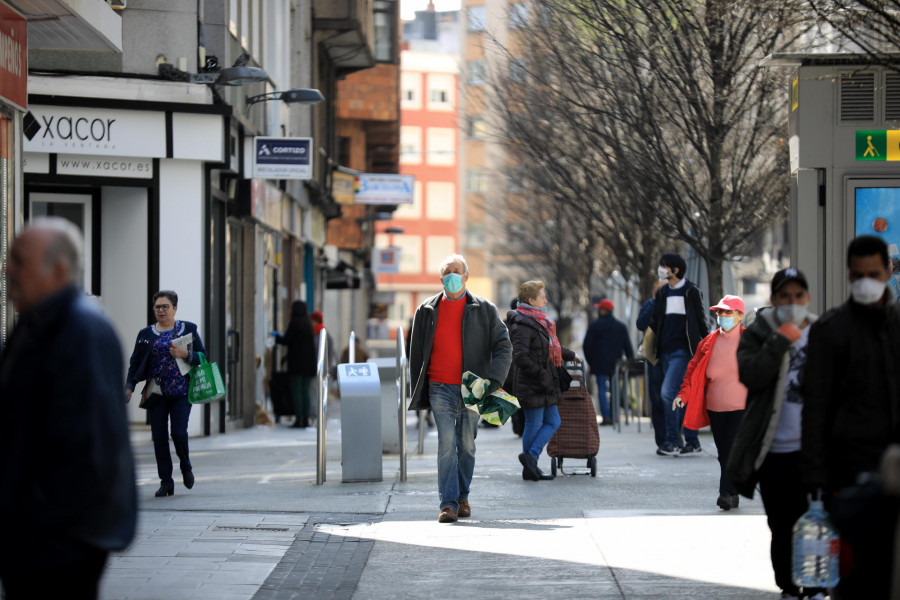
[673,295,748,511]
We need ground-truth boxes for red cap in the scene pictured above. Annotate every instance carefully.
[709,295,745,314]
[593,298,614,311]
[310,310,324,323]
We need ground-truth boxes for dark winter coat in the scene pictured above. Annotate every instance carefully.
[0,287,137,571]
[728,308,817,498]
[582,314,634,376]
[507,310,576,410]
[275,320,317,377]
[408,292,512,411]
[802,295,900,490]
[650,279,709,356]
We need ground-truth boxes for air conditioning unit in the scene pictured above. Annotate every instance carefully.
[106,0,126,9]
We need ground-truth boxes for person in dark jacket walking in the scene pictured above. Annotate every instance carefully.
[408,254,512,523]
[0,218,137,599]
[126,289,207,496]
[727,268,822,600]
[273,301,317,428]
[802,235,900,599]
[508,281,579,481]
[583,298,633,425]
[636,279,667,451]
[650,253,709,456]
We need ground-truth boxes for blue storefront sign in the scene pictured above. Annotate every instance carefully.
[253,136,312,179]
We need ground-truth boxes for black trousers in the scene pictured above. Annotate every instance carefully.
[707,409,744,496]
[1,546,107,600]
[757,451,811,597]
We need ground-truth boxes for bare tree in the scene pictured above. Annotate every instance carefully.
[809,0,900,55]
[482,0,812,303]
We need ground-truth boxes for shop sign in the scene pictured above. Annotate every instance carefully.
[23,106,166,157]
[0,3,26,111]
[371,247,401,273]
[332,169,357,205]
[253,137,312,179]
[355,173,414,205]
[56,154,153,178]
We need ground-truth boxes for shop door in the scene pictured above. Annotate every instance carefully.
[226,218,245,421]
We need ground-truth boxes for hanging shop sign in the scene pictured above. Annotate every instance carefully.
[355,173,415,205]
[0,2,26,111]
[23,106,166,157]
[253,136,312,179]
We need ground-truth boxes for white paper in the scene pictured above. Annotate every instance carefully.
[171,333,194,375]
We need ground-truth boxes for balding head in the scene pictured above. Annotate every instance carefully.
[8,217,84,311]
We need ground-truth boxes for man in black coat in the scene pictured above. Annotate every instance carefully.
[0,218,137,599]
[582,298,633,425]
[802,235,900,599]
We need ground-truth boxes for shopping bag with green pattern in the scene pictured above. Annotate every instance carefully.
[188,353,226,404]
[460,371,520,426]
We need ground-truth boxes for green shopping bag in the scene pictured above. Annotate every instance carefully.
[188,353,226,404]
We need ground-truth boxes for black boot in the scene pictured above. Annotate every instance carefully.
[182,469,194,490]
[155,484,174,497]
[518,453,540,481]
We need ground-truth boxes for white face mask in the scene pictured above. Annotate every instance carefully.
[657,266,670,282]
[851,277,887,305]
[775,304,808,326]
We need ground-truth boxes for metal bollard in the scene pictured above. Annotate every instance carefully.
[349,330,356,363]
[316,328,329,485]
[396,328,408,482]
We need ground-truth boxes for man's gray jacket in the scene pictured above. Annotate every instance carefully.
[408,291,512,411]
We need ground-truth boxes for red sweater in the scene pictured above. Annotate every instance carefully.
[678,326,746,430]
[427,294,465,384]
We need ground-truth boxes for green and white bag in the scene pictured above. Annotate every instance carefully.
[188,353,226,404]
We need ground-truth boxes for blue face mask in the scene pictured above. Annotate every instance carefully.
[717,316,735,331]
[442,272,464,294]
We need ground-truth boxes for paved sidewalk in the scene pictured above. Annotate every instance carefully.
[100,410,780,599]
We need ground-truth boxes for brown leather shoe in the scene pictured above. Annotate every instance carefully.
[457,501,471,518]
[438,507,458,523]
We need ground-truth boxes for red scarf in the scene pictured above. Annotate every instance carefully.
[313,322,325,335]
[517,305,563,366]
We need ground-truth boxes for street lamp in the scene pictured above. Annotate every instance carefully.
[246,89,325,106]
[158,62,268,86]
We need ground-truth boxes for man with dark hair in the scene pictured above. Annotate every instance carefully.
[583,298,634,425]
[650,252,710,456]
[802,235,900,598]
[0,218,137,598]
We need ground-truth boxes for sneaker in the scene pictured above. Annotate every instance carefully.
[679,443,701,456]
[658,444,679,456]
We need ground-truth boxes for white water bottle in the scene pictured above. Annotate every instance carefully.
[791,497,840,588]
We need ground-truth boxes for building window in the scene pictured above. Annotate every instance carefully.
[467,6,486,32]
[467,60,486,85]
[374,0,398,63]
[427,73,455,111]
[400,126,422,165]
[509,2,529,29]
[430,89,448,103]
[466,223,485,247]
[467,116,487,139]
[401,71,421,110]
[509,58,527,84]
[466,169,486,194]
[426,128,456,166]
[426,182,455,220]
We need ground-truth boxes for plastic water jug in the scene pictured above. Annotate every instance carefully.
[791,498,840,588]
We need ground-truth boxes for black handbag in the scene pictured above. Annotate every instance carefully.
[556,365,573,393]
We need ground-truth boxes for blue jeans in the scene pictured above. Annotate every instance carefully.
[594,374,611,420]
[429,382,479,512]
[522,405,561,461]
[659,349,699,447]
[147,394,193,487]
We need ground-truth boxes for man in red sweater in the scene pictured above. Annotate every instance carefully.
[408,254,512,523]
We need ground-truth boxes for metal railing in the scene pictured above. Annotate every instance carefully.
[611,358,645,433]
[396,327,410,482]
[315,327,329,485]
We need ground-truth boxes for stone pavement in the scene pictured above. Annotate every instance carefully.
[101,407,781,599]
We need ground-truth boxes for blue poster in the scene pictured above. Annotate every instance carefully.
[856,187,900,298]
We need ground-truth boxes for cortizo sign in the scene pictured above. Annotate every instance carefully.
[23,106,166,157]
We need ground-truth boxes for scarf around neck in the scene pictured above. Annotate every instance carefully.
[517,305,563,366]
